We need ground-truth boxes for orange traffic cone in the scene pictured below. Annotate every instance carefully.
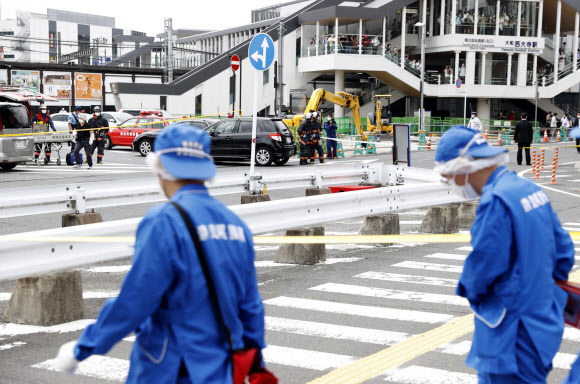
[484,128,488,140]
[543,130,549,142]
[497,131,502,146]
[426,134,431,150]
[556,129,561,142]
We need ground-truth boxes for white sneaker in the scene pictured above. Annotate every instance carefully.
[73,164,81,168]
[88,165,93,169]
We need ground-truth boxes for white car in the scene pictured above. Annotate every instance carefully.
[50,112,91,132]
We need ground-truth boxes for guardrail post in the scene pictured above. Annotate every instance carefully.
[306,170,332,196]
[241,172,272,204]
[73,187,86,213]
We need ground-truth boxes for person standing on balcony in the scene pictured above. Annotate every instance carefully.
[372,36,380,55]
[328,34,335,53]
[459,63,466,81]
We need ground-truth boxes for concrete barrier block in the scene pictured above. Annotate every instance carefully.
[241,194,271,204]
[359,182,383,188]
[62,212,103,227]
[420,205,459,234]
[359,214,400,246]
[305,188,332,196]
[3,271,84,326]
[275,227,325,265]
[458,201,479,229]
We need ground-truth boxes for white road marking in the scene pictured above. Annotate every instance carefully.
[355,271,458,288]
[265,316,408,345]
[400,220,423,225]
[563,223,580,227]
[553,352,578,370]
[0,319,94,337]
[424,253,467,261]
[399,210,428,215]
[254,261,294,268]
[85,265,131,273]
[456,246,473,251]
[383,365,477,383]
[83,291,119,299]
[322,257,362,264]
[563,227,580,231]
[437,340,472,355]
[309,283,468,306]
[264,297,455,323]
[0,293,11,301]
[0,341,26,351]
[262,345,355,370]
[392,261,463,273]
[33,355,128,381]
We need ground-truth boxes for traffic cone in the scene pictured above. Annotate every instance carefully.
[543,130,549,142]
[540,149,545,170]
[549,157,558,185]
[556,129,561,142]
[497,131,503,146]
[426,134,431,150]
[484,128,488,140]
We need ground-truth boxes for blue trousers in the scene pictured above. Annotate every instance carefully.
[477,325,550,384]
[326,137,338,158]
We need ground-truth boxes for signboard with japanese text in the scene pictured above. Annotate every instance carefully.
[43,72,71,99]
[462,36,544,54]
[11,70,40,91]
[75,73,102,100]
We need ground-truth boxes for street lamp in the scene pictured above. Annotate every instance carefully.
[415,22,426,134]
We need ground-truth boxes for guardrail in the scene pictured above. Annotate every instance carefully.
[0,164,388,219]
[0,180,462,281]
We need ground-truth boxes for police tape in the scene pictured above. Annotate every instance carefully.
[0,112,236,138]
[3,232,580,243]
[325,137,392,146]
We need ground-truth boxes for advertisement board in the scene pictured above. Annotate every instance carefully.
[43,72,72,99]
[0,70,7,85]
[11,70,40,91]
[75,73,102,100]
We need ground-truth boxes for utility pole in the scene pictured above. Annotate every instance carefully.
[166,18,174,83]
[277,21,284,118]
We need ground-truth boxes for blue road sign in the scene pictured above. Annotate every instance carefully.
[248,33,275,71]
[456,79,462,88]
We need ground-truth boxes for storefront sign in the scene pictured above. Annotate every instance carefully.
[462,36,544,54]
[75,73,102,100]
[43,72,71,99]
[11,70,40,91]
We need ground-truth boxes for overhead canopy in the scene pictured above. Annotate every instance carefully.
[298,0,418,25]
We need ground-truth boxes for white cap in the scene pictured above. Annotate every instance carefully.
[305,112,312,119]
[312,111,318,118]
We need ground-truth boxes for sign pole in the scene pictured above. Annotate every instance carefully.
[463,88,467,124]
[249,73,259,192]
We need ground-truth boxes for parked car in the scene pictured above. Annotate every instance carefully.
[0,102,35,170]
[50,112,91,131]
[118,108,173,118]
[105,111,172,149]
[132,119,220,156]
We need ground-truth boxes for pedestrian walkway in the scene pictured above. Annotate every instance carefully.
[8,215,580,383]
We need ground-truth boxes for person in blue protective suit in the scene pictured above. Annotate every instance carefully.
[54,124,273,384]
[434,126,575,384]
[324,115,338,159]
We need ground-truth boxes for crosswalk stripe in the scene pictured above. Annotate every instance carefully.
[263,345,356,371]
[0,319,94,337]
[382,365,477,383]
[0,291,119,301]
[265,316,409,345]
[264,297,455,324]
[424,253,467,261]
[553,352,578,370]
[309,283,468,306]
[456,246,473,251]
[355,271,458,288]
[400,221,423,225]
[563,223,580,227]
[392,261,463,273]
[32,355,128,382]
[564,327,580,341]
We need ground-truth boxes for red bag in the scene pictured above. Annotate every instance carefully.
[557,280,580,328]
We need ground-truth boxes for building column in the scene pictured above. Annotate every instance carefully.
[474,0,479,35]
[516,1,522,37]
[537,0,544,37]
[517,53,527,86]
[495,0,500,36]
[316,21,320,56]
[455,51,460,82]
[335,18,339,54]
[451,0,457,34]
[382,16,386,56]
[429,0,435,36]
[507,54,513,85]
[401,7,407,67]
[440,0,446,36]
[554,0,561,80]
[477,99,491,120]
[300,25,304,57]
[359,19,363,54]
[574,12,579,72]
[480,52,486,85]
[334,70,345,118]
[533,54,538,84]
[485,53,493,84]
[466,51,476,85]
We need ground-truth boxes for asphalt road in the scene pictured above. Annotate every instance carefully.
[0,142,579,384]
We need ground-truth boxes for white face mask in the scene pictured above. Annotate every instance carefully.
[40,109,47,114]
[79,118,86,125]
[449,174,479,200]
[95,112,101,117]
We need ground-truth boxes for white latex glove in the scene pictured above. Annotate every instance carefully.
[55,341,79,375]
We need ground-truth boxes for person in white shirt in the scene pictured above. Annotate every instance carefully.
[468,111,483,133]
[551,113,559,137]
[561,113,571,137]
[459,64,466,79]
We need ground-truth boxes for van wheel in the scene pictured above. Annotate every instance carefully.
[273,157,289,165]
[255,147,273,166]
[0,163,17,170]
[104,135,113,150]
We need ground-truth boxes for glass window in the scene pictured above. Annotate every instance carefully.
[260,120,278,133]
[214,120,237,135]
[477,0,497,35]
[263,69,269,85]
[195,94,202,116]
[520,1,539,37]
[456,0,475,34]
[499,1,518,36]
[121,118,139,127]
[150,119,165,129]
[229,74,235,105]
[0,105,31,128]
[238,121,253,133]
[52,115,66,122]
[137,118,152,129]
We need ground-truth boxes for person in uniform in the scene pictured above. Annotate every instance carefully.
[310,111,325,164]
[434,126,575,384]
[324,115,338,159]
[32,105,56,163]
[514,113,533,166]
[54,124,273,384]
[297,112,313,165]
[88,106,109,164]
[72,116,93,169]
[467,111,483,133]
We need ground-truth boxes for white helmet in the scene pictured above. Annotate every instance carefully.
[312,111,318,118]
[305,112,312,119]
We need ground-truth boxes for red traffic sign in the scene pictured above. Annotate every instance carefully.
[456,79,462,88]
[231,54,240,72]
